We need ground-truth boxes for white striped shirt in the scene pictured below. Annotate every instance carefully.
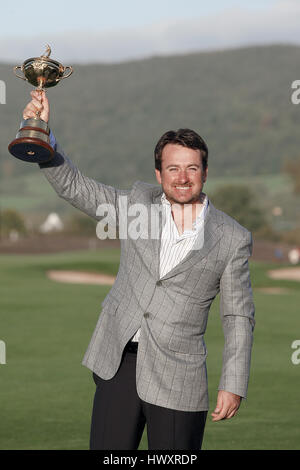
[131,193,208,342]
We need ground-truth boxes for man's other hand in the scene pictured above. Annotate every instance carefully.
[211,390,241,421]
[23,90,49,123]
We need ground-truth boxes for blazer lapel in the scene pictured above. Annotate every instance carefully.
[149,187,224,280]
[151,186,164,279]
[159,200,224,281]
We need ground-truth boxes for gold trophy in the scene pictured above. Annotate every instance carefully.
[8,45,73,163]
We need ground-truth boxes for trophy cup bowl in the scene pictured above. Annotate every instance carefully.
[8,45,73,163]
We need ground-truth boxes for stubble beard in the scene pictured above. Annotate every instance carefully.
[163,185,204,207]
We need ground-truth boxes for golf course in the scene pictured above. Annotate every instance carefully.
[0,247,299,449]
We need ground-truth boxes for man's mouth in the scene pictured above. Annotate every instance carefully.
[174,186,191,190]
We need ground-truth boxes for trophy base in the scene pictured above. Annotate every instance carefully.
[8,117,54,163]
[8,137,54,163]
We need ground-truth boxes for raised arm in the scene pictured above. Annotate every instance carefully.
[23,91,129,222]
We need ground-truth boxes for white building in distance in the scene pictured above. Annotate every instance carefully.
[40,213,64,233]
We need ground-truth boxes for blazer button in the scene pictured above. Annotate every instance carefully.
[156,280,162,286]
[144,312,150,318]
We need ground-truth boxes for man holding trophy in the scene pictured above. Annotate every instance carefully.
[9,48,255,451]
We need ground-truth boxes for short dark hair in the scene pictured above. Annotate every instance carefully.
[154,128,208,172]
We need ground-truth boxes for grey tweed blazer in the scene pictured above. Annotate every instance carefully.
[40,143,255,412]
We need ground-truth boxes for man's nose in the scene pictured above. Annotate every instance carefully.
[177,171,189,183]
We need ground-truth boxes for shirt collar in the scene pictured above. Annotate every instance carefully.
[161,192,209,238]
[161,192,208,213]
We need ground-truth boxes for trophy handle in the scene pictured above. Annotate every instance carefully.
[57,66,73,82]
[13,66,27,81]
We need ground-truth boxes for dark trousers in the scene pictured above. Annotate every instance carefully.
[90,342,207,450]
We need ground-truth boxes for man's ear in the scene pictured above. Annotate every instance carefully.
[203,167,208,183]
[155,168,162,184]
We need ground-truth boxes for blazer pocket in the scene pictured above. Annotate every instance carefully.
[167,334,207,355]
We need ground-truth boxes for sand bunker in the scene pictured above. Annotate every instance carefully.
[268,267,300,282]
[47,266,300,290]
[255,287,292,294]
[47,270,116,285]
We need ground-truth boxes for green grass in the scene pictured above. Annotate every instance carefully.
[0,249,299,449]
[204,286,300,450]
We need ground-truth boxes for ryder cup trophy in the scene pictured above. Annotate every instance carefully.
[8,45,73,163]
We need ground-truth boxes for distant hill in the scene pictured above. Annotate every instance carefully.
[1,44,300,190]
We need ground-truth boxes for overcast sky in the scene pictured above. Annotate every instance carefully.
[0,0,299,63]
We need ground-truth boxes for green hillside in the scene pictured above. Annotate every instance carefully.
[1,44,300,190]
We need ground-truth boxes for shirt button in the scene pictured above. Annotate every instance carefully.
[156,281,162,286]
[144,312,150,319]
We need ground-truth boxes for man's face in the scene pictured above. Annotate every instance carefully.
[155,143,208,205]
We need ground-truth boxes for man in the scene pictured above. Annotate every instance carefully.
[23,90,255,450]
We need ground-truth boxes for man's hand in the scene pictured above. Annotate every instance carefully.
[23,90,49,123]
[211,390,241,421]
